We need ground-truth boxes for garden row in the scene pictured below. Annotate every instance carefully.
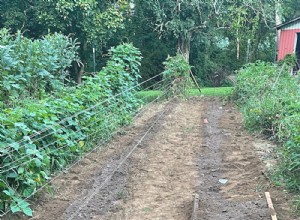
[233,60,300,196]
[0,30,143,216]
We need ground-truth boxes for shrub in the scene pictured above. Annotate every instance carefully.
[0,29,79,104]
[233,62,299,135]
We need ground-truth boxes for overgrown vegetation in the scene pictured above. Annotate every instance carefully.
[0,41,142,216]
[0,29,79,105]
[233,61,300,196]
[162,54,192,98]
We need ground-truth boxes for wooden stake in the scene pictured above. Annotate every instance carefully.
[191,193,200,220]
[265,192,278,220]
[189,70,201,94]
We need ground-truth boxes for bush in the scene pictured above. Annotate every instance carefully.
[0,29,79,104]
[0,43,142,216]
[232,61,300,192]
[233,62,299,135]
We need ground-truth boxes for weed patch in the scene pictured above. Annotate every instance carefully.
[232,61,300,196]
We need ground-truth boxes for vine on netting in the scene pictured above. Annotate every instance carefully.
[0,42,142,216]
[162,54,192,98]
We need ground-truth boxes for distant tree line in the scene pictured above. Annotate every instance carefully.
[0,0,299,86]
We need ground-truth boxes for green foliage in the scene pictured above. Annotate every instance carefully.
[0,30,79,103]
[0,0,131,78]
[162,54,192,98]
[189,87,233,97]
[278,53,297,68]
[0,0,279,87]
[232,61,300,192]
[0,43,142,216]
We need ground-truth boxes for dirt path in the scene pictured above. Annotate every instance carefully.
[7,97,298,220]
[197,98,268,219]
[103,98,202,219]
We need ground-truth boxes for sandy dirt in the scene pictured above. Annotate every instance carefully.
[6,97,298,220]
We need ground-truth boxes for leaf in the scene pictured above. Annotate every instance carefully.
[79,140,85,147]
[34,158,42,167]
[14,199,33,216]
[23,187,34,197]
[6,172,18,178]
[10,204,21,213]
[40,171,51,180]
[18,167,25,174]
[3,189,13,197]
[23,136,31,141]
[18,199,30,209]
[22,206,33,217]
[11,143,20,151]
[26,149,35,155]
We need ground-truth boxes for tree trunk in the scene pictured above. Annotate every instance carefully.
[177,34,191,63]
[275,0,282,62]
[275,0,282,26]
[77,64,84,84]
[236,32,240,60]
[72,61,84,84]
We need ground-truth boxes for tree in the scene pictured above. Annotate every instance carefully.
[280,0,300,21]
[36,0,131,82]
[146,0,225,62]
[224,0,276,61]
[116,0,177,86]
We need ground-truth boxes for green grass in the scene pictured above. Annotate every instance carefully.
[137,87,233,102]
[189,87,233,97]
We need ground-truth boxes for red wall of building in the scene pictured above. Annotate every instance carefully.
[278,29,300,60]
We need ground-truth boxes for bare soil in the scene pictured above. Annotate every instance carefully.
[7,97,298,220]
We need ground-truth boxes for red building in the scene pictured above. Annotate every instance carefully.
[276,17,300,61]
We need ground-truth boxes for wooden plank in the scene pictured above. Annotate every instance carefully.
[191,193,200,220]
[265,192,278,220]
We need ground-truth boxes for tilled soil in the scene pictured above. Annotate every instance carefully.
[197,98,268,219]
[7,97,298,220]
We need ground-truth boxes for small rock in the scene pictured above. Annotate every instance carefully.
[219,179,228,184]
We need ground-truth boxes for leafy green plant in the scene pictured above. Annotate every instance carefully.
[233,61,299,135]
[162,54,192,98]
[0,30,79,104]
[0,43,142,216]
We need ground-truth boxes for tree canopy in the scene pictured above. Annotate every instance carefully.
[0,0,299,85]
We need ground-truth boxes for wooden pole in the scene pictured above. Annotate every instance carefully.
[189,70,201,94]
[265,192,278,220]
[191,193,200,220]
